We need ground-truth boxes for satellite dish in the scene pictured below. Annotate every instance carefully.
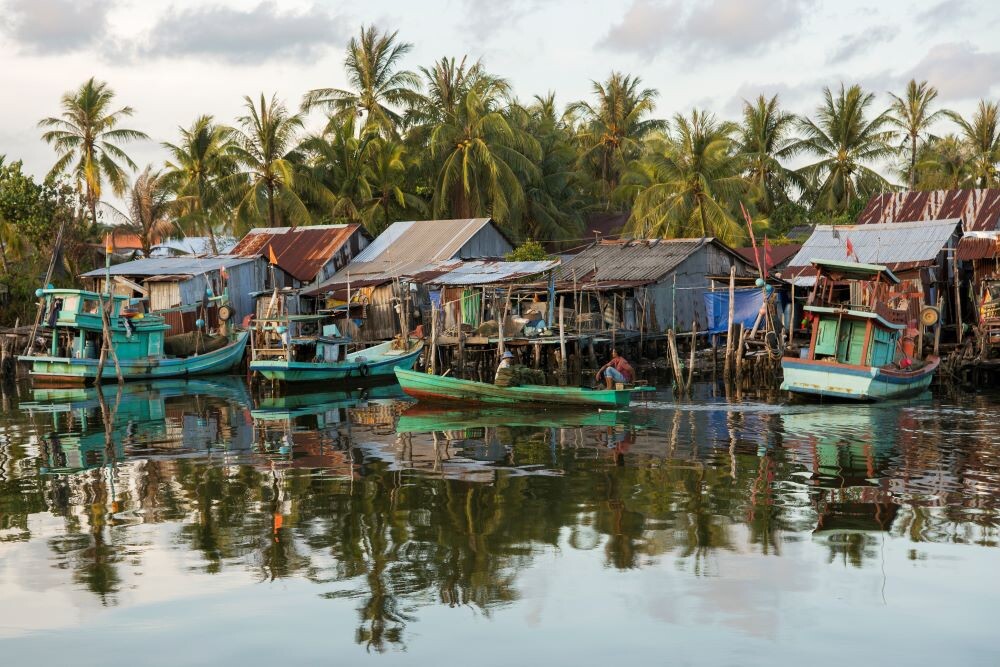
[919,306,940,327]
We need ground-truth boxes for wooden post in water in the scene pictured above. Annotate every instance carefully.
[558,296,567,379]
[457,331,466,379]
[953,246,963,345]
[724,266,736,379]
[687,319,697,391]
[429,302,438,375]
[735,324,746,380]
[667,329,684,394]
[934,295,943,357]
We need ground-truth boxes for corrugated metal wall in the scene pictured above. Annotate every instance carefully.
[457,224,513,258]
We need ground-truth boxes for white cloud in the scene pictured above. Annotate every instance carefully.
[827,26,895,65]
[599,0,811,61]
[905,42,1000,100]
[0,0,113,54]
[126,2,350,65]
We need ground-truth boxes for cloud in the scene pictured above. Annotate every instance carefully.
[460,0,543,40]
[904,42,1000,100]
[0,0,113,54]
[826,26,894,65]
[915,0,970,30]
[130,2,349,64]
[599,0,811,61]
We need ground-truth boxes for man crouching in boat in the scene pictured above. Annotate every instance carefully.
[596,349,634,389]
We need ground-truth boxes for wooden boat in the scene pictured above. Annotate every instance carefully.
[395,368,648,408]
[19,288,248,384]
[781,259,939,401]
[252,338,424,382]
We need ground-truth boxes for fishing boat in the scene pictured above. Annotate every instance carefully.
[250,313,423,382]
[19,288,248,384]
[781,259,939,401]
[395,368,650,408]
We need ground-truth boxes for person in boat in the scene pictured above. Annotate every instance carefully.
[596,349,634,389]
[495,350,514,383]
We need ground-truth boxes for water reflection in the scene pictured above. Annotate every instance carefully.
[0,379,998,657]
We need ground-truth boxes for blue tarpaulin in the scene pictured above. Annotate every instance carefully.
[703,288,782,334]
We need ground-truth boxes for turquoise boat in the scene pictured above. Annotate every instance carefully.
[395,368,648,408]
[781,260,939,401]
[250,312,423,382]
[19,288,248,384]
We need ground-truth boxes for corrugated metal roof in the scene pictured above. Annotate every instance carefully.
[427,260,560,286]
[787,219,960,268]
[857,189,1000,231]
[81,255,256,278]
[734,244,802,269]
[230,224,369,282]
[306,218,508,295]
[958,233,1000,261]
[555,238,722,284]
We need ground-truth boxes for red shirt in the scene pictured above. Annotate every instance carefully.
[609,357,634,383]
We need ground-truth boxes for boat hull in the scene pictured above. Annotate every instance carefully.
[395,368,633,408]
[780,357,939,401]
[21,331,249,384]
[251,340,423,382]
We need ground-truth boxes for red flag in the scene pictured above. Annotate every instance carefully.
[763,235,774,277]
[846,236,855,260]
[104,232,114,254]
[268,244,278,265]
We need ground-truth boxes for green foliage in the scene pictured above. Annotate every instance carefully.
[506,239,548,261]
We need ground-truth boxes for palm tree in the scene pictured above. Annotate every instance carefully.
[733,95,800,215]
[568,72,664,200]
[413,56,510,125]
[161,115,237,254]
[429,88,540,227]
[915,134,973,189]
[106,166,174,257]
[624,110,753,244]
[947,100,1000,188]
[226,94,310,231]
[365,137,426,234]
[296,114,374,225]
[793,84,895,216]
[302,25,421,137]
[888,79,948,189]
[38,77,148,227]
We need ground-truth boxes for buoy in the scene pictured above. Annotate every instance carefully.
[755,278,765,288]
[196,318,205,329]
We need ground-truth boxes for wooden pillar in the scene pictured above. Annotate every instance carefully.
[458,331,466,379]
[430,302,438,375]
[724,266,736,379]
[558,296,567,378]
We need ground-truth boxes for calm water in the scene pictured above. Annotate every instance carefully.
[0,376,997,665]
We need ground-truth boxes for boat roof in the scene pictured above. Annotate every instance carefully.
[804,305,906,330]
[811,258,900,284]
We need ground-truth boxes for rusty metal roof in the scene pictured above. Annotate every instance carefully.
[957,233,1000,261]
[553,238,747,284]
[427,260,559,286]
[788,219,960,268]
[857,189,1000,231]
[734,244,802,270]
[231,224,370,282]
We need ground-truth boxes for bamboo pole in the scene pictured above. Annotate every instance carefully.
[724,266,736,379]
[429,302,438,375]
[934,295,943,357]
[667,329,684,393]
[687,319,697,391]
[558,295,567,378]
[953,246,963,344]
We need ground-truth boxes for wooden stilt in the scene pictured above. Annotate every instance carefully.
[687,320,697,391]
[558,296,567,379]
[724,266,736,380]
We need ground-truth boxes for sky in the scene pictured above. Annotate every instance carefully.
[1,0,999,185]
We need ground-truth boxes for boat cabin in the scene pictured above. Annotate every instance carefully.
[41,288,170,361]
[803,260,910,367]
[251,313,348,364]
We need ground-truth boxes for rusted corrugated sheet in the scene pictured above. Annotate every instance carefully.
[857,189,1000,232]
[231,224,370,283]
[957,236,1000,261]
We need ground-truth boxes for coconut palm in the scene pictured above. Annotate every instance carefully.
[947,100,1000,188]
[915,134,973,189]
[161,115,237,254]
[302,25,421,137]
[733,95,801,215]
[568,72,664,199]
[429,88,540,227]
[365,138,426,234]
[888,80,948,189]
[226,94,310,231]
[413,56,509,125]
[105,166,174,257]
[624,110,754,244]
[793,84,895,216]
[296,114,374,225]
[38,77,148,227]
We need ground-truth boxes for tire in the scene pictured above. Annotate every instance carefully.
[218,305,233,322]
[358,363,369,377]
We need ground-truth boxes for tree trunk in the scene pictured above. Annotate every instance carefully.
[267,181,277,227]
[0,235,9,275]
[87,186,99,228]
[909,133,917,190]
[382,197,390,234]
[698,196,709,237]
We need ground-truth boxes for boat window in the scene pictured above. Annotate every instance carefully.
[61,295,80,314]
[81,298,100,314]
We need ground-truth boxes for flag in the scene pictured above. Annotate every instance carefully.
[104,233,114,254]
[846,236,855,260]
[763,235,774,277]
[268,244,278,265]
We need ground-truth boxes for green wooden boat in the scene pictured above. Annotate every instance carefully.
[19,288,248,384]
[395,368,648,408]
